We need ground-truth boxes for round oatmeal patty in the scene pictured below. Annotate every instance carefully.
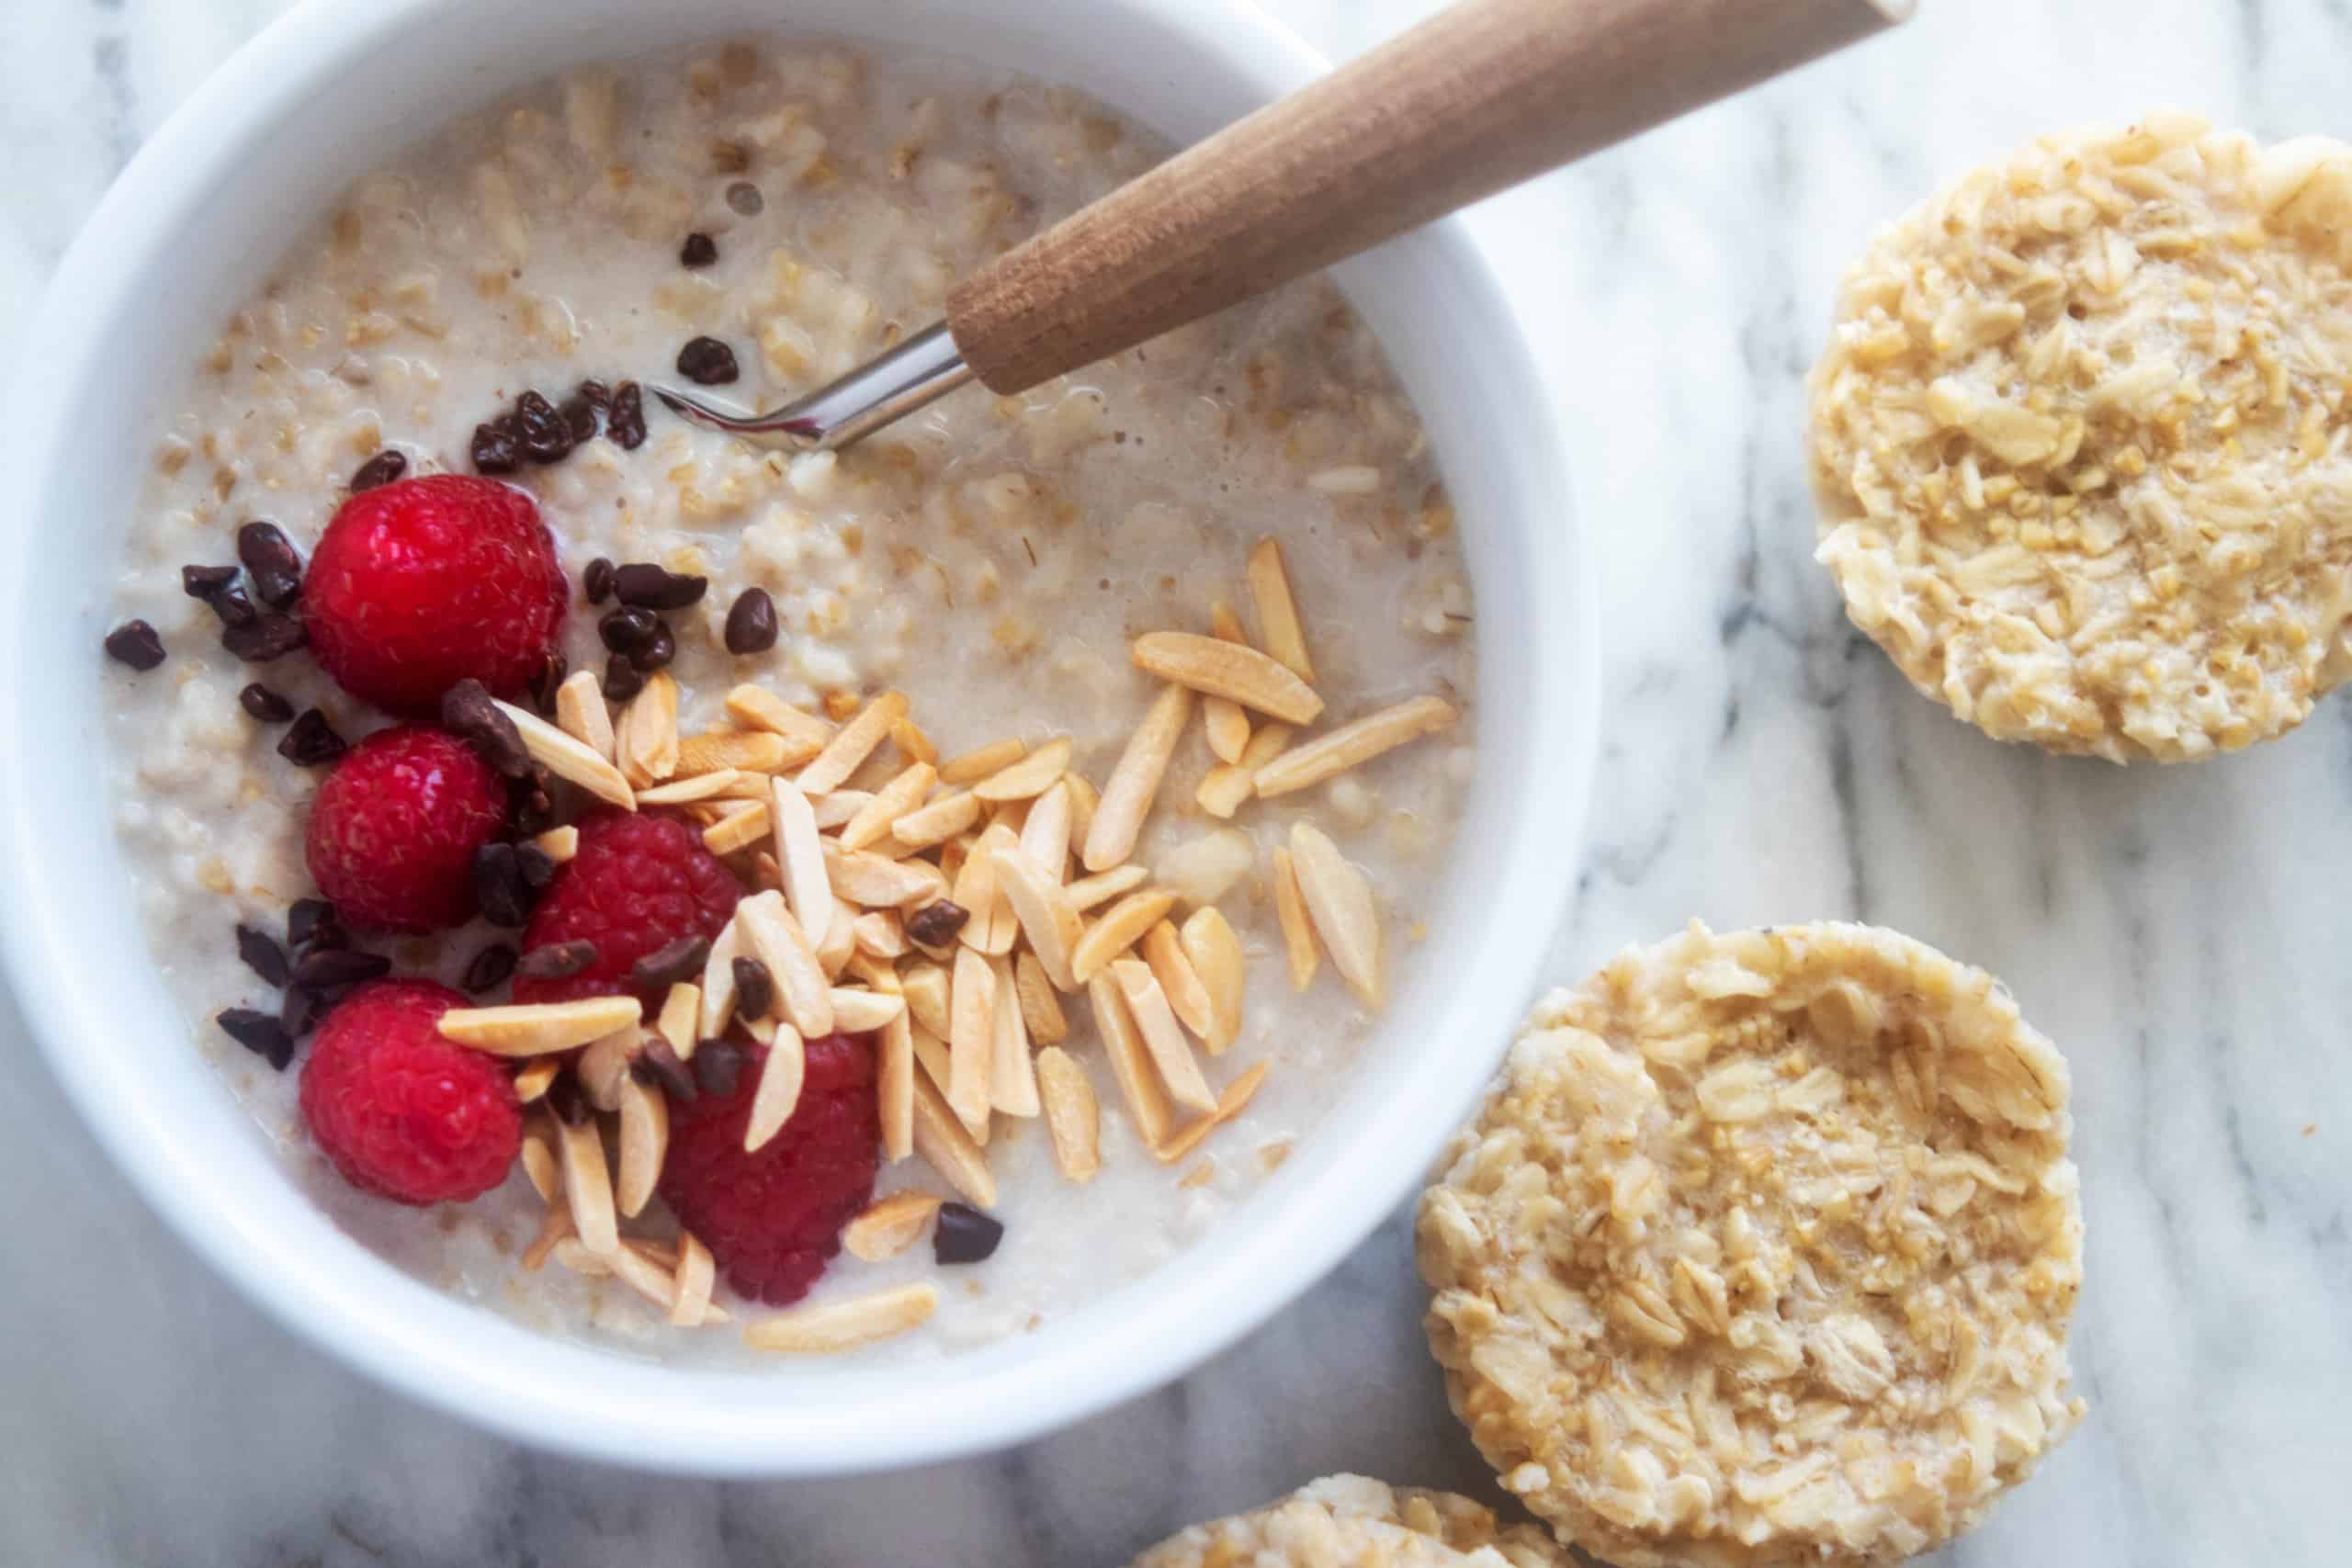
[1128,1474,1566,1568]
[1807,110,2352,762]
[1417,922,2084,1568]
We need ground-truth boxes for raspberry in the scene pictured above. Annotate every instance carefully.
[660,1031,879,1304]
[512,813,740,1006]
[305,725,506,932]
[299,979,521,1205]
[305,474,568,716]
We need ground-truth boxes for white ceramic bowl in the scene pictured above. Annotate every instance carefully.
[0,0,1597,1473]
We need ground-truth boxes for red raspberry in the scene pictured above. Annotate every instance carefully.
[513,813,741,1006]
[660,1031,879,1304]
[300,978,521,1205]
[305,474,568,716]
[305,725,506,932]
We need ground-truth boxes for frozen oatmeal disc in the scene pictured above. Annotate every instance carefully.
[1129,1474,1567,1568]
[1417,922,2084,1568]
[1807,111,2352,761]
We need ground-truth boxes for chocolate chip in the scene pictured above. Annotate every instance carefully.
[514,390,575,465]
[628,619,676,672]
[723,588,778,654]
[725,181,763,216]
[351,449,407,491]
[933,1201,1004,1265]
[440,677,531,778]
[611,563,708,610]
[472,842,537,927]
[514,939,597,981]
[236,522,303,610]
[601,653,645,703]
[599,604,660,654]
[680,231,718,268]
[508,764,557,836]
[462,942,518,993]
[694,1038,747,1097]
[516,842,559,892]
[675,335,739,385]
[221,612,307,662]
[561,395,598,445]
[905,900,971,948]
[292,947,390,990]
[288,897,344,953]
[528,649,567,716]
[239,682,295,723]
[577,379,612,412]
[606,382,648,450]
[631,934,711,993]
[280,985,332,1039]
[731,956,775,1022]
[104,620,165,671]
[631,1037,698,1103]
[202,582,259,627]
[218,1008,295,1071]
[470,419,522,474]
[277,707,347,766]
[180,564,241,601]
[583,557,616,606]
[544,1074,592,1127]
[235,924,290,987]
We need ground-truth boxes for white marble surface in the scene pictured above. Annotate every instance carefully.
[6,0,2349,1562]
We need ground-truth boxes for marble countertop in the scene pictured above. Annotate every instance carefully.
[6,0,2348,1562]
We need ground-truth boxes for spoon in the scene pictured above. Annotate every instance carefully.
[654,0,1912,451]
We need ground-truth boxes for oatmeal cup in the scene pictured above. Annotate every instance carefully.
[1,0,1595,1472]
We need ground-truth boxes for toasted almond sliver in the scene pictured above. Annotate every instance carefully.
[657,983,700,1054]
[1272,846,1321,991]
[990,846,1085,991]
[1288,822,1383,1006]
[910,1072,997,1206]
[519,1122,559,1201]
[1253,696,1459,798]
[736,890,834,1036]
[725,684,834,761]
[617,670,681,785]
[742,1014,778,1045]
[1131,632,1320,725]
[901,961,953,1041]
[1197,722,1295,818]
[1016,779,1074,883]
[909,1021,956,1104]
[696,917,743,1043]
[1035,1047,1102,1183]
[939,736,1026,786]
[613,1241,724,1321]
[1062,773,1099,844]
[1210,599,1250,644]
[676,728,794,777]
[1014,951,1070,1043]
[987,953,1039,1116]
[842,1191,944,1262]
[1065,863,1148,913]
[1182,907,1247,1054]
[558,1116,619,1256]
[439,996,641,1055]
[550,1237,612,1278]
[971,735,1073,802]
[1088,972,1174,1147]
[744,1281,939,1354]
[495,699,635,809]
[1082,682,1194,873]
[555,669,616,762]
[879,1009,915,1161]
[1071,887,1178,985]
[531,824,581,864]
[1203,698,1250,765]
[889,787,981,849]
[575,1026,638,1111]
[1155,1061,1271,1163]
[830,987,907,1032]
[522,1203,574,1271]
[766,775,833,948]
[795,690,909,795]
[670,1232,717,1326]
[809,789,872,830]
[744,1021,807,1152]
[890,715,937,765]
[852,910,910,959]
[1111,959,1217,1113]
[815,906,854,981]
[514,1057,560,1103]
[616,1075,669,1218]
[839,761,938,852]
[952,823,1018,953]
[636,769,745,806]
[1246,536,1315,682]
[826,844,946,908]
[702,800,771,856]
[948,946,996,1134]
[1143,919,1217,1043]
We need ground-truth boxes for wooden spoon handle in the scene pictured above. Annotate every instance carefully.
[947,0,1907,393]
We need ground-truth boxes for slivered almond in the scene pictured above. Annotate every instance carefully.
[842,1192,943,1262]
[825,844,944,908]
[1210,599,1250,644]
[1035,1047,1102,1182]
[909,1021,956,1103]
[555,669,616,762]
[1182,908,1247,1054]
[522,1204,574,1271]
[939,736,1026,786]
[676,728,793,777]
[1071,886,1177,984]
[744,1021,806,1152]
[616,671,681,785]
[971,736,1071,801]
[1143,920,1216,1042]
[890,715,937,765]
[718,771,778,800]
[830,987,906,1032]
[701,800,770,855]
[1111,959,1216,1112]
[1288,822,1383,1006]
[1197,722,1295,818]
[910,1072,996,1206]
[1246,536,1315,681]
[878,1009,914,1161]
[1131,632,1319,725]
[735,890,833,1036]
[496,699,635,808]
[817,895,859,977]
[616,1076,668,1218]
[696,918,743,1043]
[1082,683,1193,872]
[742,1014,777,1045]
[1253,696,1458,797]
[948,946,995,1134]
[1013,951,1069,1043]
[576,1027,638,1111]
[990,847,1084,991]
[767,775,833,949]
[795,690,908,795]
[1066,863,1148,912]
[743,1281,938,1354]
[1017,780,1073,881]
[890,787,981,849]
[901,961,952,1040]
[1272,846,1320,990]
[852,910,909,958]
[839,761,936,852]
[559,1117,618,1256]
[809,789,871,830]
[987,954,1039,1116]
[531,824,580,864]
[514,1057,560,1103]
[1088,972,1173,1147]
[439,996,640,1055]
[953,823,1019,953]
[671,1232,716,1326]
[1203,601,1254,762]
[1155,1062,1271,1163]
[657,983,700,1054]
[519,1121,559,1201]
[636,769,745,805]
[725,684,833,761]
[1063,773,1099,847]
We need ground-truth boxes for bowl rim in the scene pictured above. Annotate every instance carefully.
[0,0,1599,1474]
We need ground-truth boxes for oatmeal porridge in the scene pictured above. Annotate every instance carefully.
[101,38,1478,1359]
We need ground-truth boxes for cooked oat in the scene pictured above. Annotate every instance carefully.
[1130,1474,1566,1568]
